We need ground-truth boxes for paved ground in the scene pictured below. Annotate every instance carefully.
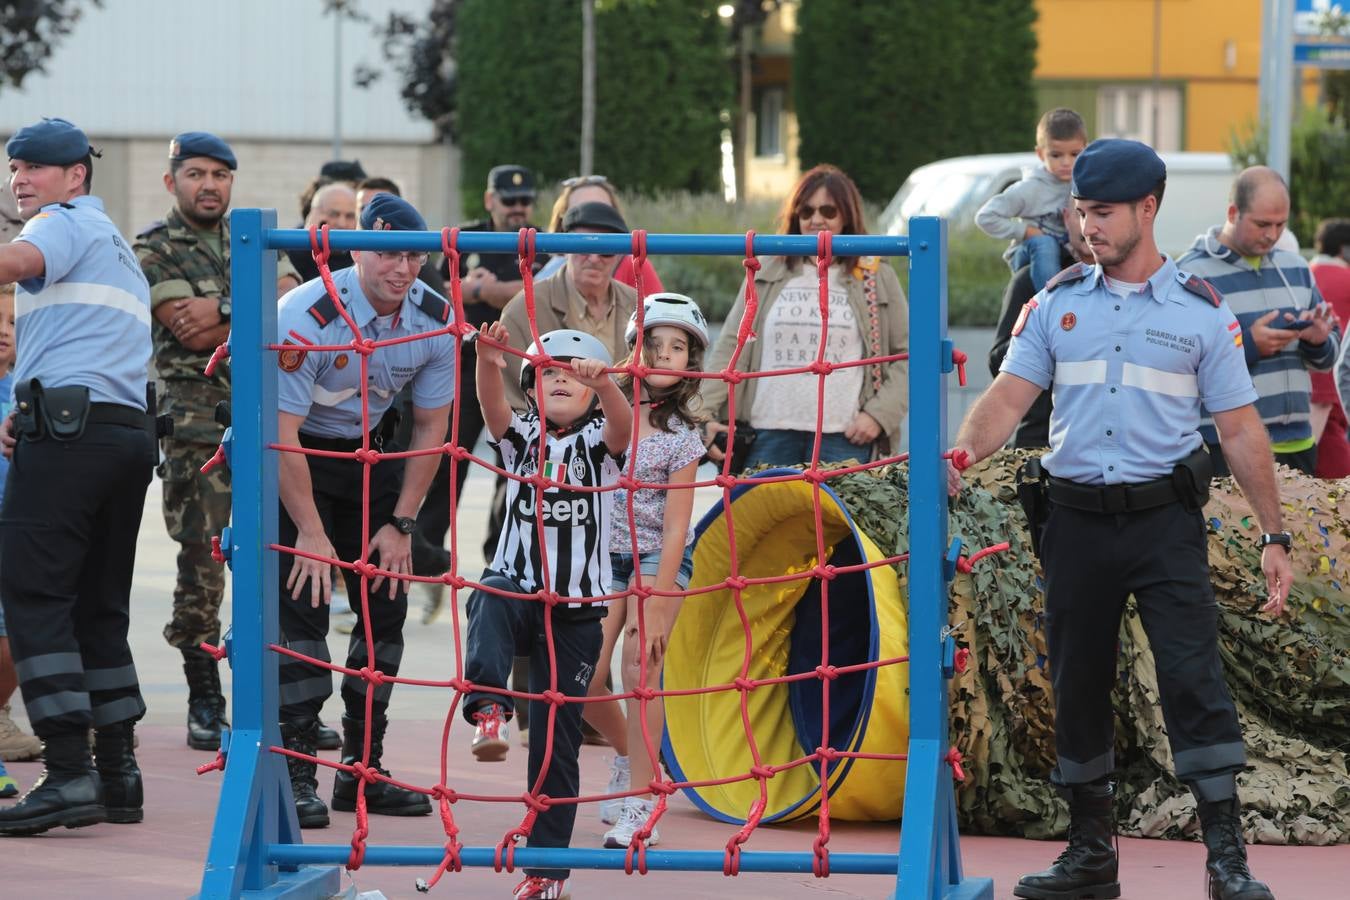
[5,349,1348,897]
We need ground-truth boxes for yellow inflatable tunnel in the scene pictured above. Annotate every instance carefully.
[661,471,910,823]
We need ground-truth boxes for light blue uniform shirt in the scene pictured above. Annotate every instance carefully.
[12,196,152,410]
[276,265,458,438]
[1001,257,1257,485]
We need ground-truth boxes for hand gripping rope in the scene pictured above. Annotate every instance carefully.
[197,213,1003,899]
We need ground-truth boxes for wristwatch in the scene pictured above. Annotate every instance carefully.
[217,297,232,322]
[1257,531,1292,553]
[391,516,417,535]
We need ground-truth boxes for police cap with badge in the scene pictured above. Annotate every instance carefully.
[169,131,236,170]
[1070,138,1166,203]
[6,117,97,165]
[487,165,536,199]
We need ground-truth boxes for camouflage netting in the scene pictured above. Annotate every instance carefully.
[818,450,1350,845]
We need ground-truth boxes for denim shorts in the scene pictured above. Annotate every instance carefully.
[611,545,694,592]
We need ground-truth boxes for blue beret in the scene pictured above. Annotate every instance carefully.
[1070,138,1167,203]
[359,193,427,232]
[169,131,236,170]
[6,117,92,166]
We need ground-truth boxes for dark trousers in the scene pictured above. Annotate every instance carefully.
[0,422,153,738]
[464,573,603,881]
[277,441,408,722]
[1041,500,1244,796]
[1207,439,1316,478]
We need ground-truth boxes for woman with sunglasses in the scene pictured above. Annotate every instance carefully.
[536,175,664,293]
[702,164,909,469]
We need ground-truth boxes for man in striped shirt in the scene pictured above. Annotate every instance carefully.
[1179,166,1340,476]
[462,323,630,900]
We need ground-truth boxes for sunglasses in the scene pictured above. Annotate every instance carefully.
[498,195,533,208]
[372,250,429,267]
[798,203,840,220]
[562,174,610,188]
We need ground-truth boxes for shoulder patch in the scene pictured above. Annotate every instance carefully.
[1176,271,1222,308]
[1044,262,1090,293]
[135,219,167,240]
[415,286,452,325]
[1011,298,1038,337]
[306,293,341,328]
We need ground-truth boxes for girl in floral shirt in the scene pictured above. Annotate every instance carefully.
[583,294,709,849]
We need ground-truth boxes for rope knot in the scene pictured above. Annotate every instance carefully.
[617,474,640,492]
[945,746,967,782]
[722,368,745,385]
[749,764,775,780]
[631,685,658,702]
[358,666,387,687]
[348,760,379,785]
[808,359,833,376]
[724,575,749,591]
[353,560,380,580]
[812,835,832,877]
[353,448,381,466]
[540,689,566,706]
[521,792,551,813]
[815,745,841,762]
[431,784,459,803]
[733,676,757,693]
[539,590,561,608]
[815,664,840,681]
[714,472,739,489]
[648,780,676,796]
[355,337,377,357]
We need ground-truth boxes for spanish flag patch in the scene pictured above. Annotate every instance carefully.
[1228,321,1242,348]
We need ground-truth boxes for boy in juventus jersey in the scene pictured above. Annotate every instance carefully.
[462,322,631,896]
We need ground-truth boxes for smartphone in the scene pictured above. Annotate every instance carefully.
[1270,317,1314,330]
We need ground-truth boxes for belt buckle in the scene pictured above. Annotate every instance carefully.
[1101,483,1128,514]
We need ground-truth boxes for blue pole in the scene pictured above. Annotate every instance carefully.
[196,208,338,899]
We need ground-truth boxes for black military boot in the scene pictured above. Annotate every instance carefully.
[279,718,329,829]
[1014,780,1121,899]
[93,720,143,824]
[182,647,228,751]
[331,714,431,816]
[315,717,341,751]
[0,731,106,836]
[1199,797,1275,900]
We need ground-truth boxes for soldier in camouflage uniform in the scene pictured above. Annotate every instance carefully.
[135,132,303,751]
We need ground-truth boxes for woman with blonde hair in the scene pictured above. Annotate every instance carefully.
[537,175,664,293]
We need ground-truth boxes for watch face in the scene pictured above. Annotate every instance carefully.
[393,516,417,534]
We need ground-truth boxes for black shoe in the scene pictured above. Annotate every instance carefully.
[93,720,143,824]
[1200,798,1275,900]
[1014,781,1120,899]
[411,533,451,578]
[315,718,341,751]
[280,718,329,829]
[0,731,106,837]
[182,647,228,751]
[330,714,431,816]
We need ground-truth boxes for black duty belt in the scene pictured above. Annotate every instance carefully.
[298,431,380,452]
[88,402,149,429]
[1047,475,1181,514]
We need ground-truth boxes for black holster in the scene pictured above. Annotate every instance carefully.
[1170,444,1213,513]
[14,379,92,442]
[1016,455,1051,559]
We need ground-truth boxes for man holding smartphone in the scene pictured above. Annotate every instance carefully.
[1180,166,1340,476]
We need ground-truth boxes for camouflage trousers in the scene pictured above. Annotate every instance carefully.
[158,381,232,650]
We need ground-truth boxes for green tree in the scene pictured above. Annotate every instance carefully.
[794,0,1038,204]
[375,0,731,215]
[1,0,102,94]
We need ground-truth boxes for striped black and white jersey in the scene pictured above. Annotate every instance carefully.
[488,411,625,611]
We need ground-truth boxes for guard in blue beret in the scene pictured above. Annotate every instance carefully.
[0,118,154,835]
[949,137,1284,900]
[168,131,237,170]
[273,193,455,828]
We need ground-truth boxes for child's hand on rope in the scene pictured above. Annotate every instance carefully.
[478,321,509,368]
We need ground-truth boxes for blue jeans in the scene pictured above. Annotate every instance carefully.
[742,428,871,470]
[1010,234,1068,293]
[611,546,694,590]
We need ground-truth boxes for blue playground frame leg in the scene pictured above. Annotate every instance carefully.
[894,217,993,900]
[195,208,338,899]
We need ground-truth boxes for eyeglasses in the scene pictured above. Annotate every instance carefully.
[562,174,610,188]
[498,195,533,208]
[798,203,840,220]
[372,250,429,267]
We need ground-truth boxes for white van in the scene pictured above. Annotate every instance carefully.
[877,151,1237,258]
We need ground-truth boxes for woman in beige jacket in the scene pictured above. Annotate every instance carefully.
[703,165,909,467]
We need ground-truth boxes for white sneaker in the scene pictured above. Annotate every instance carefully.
[604,796,658,849]
[471,703,510,762]
[599,754,629,824]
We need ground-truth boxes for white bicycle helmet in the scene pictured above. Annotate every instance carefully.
[624,292,709,349]
[519,328,614,392]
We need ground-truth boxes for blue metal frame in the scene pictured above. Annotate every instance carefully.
[200,213,991,899]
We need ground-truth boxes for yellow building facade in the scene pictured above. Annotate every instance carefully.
[743,0,1320,199]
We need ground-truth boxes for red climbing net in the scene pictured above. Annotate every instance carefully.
[217,223,1002,888]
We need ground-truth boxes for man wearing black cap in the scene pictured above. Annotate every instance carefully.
[272,193,454,828]
[0,117,155,835]
[949,139,1286,900]
[135,132,301,754]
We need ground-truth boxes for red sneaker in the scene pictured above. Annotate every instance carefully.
[513,875,568,899]
[471,703,509,762]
